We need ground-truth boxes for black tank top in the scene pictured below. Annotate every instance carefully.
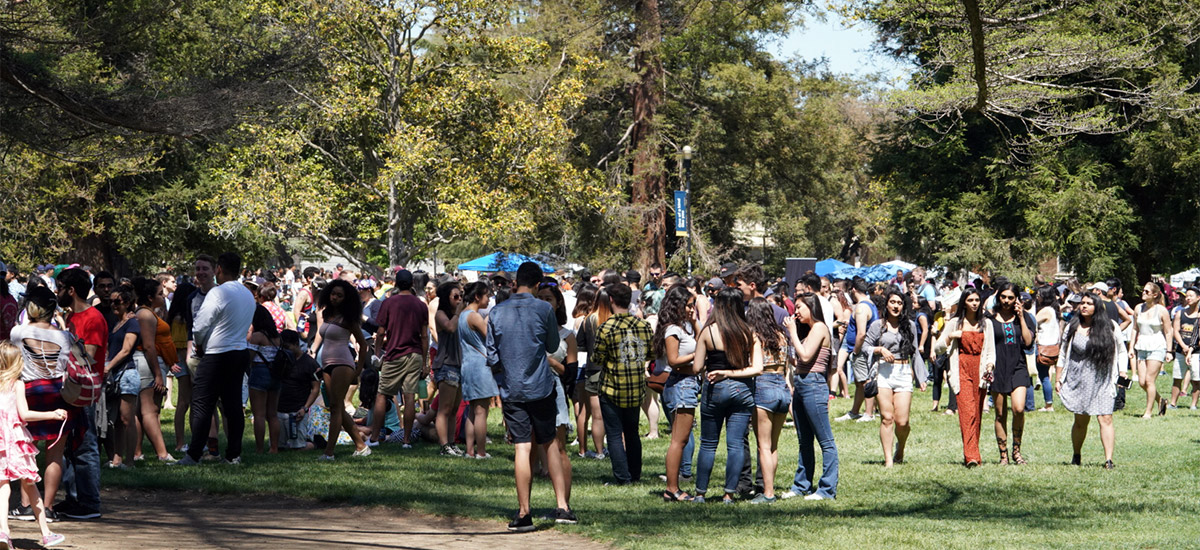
[1180,311,1200,347]
[707,350,733,371]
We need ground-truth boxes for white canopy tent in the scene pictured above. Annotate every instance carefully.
[1171,268,1200,288]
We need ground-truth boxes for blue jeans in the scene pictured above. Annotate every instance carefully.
[695,377,755,496]
[1035,361,1053,406]
[61,404,101,513]
[599,396,642,484]
[790,371,839,498]
[662,376,698,477]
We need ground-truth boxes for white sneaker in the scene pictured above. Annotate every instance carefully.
[779,490,801,500]
[856,414,876,423]
[352,446,372,457]
[804,493,827,501]
[834,412,861,422]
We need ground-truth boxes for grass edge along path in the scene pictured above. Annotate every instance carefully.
[106,377,1200,550]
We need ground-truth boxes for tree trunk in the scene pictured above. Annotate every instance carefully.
[629,0,666,272]
[962,0,989,112]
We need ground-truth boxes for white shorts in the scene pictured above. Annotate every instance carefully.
[876,361,914,393]
[1173,353,1200,381]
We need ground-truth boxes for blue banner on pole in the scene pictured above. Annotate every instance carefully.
[674,191,689,237]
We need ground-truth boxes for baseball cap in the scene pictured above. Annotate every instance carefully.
[490,271,512,282]
[717,262,738,279]
[356,278,377,290]
[706,277,725,289]
[25,287,56,311]
[624,269,641,284]
[1092,282,1110,294]
[395,269,414,286]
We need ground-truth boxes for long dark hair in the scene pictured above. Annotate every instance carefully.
[746,297,784,353]
[653,285,695,359]
[884,289,917,359]
[251,304,280,339]
[1035,285,1059,319]
[991,282,1019,315]
[591,285,614,326]
[463,281,490,306]
[167,281,195,324]
[1064,292,1115,369]
[956,287,983,323]
[572,283,597,318]
[702,287,752,369]
[436,281,461,316]
[538,282,568,326]
[318,279,362,326]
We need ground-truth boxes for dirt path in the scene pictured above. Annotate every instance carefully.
[28,489,611,550]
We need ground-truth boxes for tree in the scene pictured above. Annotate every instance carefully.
[857,0,1200,148]
[204,0,609,270]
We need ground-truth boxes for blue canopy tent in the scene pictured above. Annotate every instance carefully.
[815,258,853,277]
[456,252,555,273]
[830,262,914,283]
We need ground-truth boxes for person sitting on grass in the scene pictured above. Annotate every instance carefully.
[277,330,320,451]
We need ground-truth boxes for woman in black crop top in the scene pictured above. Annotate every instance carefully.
[691,288,763,504]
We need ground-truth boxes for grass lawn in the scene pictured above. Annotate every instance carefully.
[108,375,1200,549]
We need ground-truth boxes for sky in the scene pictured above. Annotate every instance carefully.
[771,11,912,85]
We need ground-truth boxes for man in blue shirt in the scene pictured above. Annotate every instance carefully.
[487,262,576,531]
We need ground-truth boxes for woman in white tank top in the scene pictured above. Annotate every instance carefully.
[1129,282,1172,418]
[1033,287,1061,412]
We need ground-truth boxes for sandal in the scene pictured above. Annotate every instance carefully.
[1012,444,1027,465]
[662,490,692,502]
[998,448,1009,466]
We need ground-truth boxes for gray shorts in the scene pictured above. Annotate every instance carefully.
[852,352,870,382]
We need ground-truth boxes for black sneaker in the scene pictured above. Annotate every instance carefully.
[55,502,101,520]
[9,505,33,522]
[553,508,577,525]
[507,512,535,533]
[43,508,60,523]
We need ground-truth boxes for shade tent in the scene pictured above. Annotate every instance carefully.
[456,252,555,273]
[815,258,853,277]
[879,260,917,273]
[829,262,914,283]
[1171,268,1200,288]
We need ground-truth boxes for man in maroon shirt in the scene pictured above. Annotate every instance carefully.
[55,267,105,519]
[371,269,429,447]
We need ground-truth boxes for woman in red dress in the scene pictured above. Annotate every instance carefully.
[938,288,987,467]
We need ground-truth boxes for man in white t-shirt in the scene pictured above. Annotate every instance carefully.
[176,252,256,466]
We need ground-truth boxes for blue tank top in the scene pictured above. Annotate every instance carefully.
[844,299,879,348]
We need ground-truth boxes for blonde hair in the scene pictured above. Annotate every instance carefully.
[0,342,22,388]
[1145,282,1165,308]
[25,301,53,322]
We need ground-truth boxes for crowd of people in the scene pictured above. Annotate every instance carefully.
[0,254,1191,535]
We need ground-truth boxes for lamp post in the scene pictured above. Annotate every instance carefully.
[682,145,693,276]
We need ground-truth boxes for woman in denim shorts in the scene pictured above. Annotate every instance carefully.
[654,285,699,501]
[746,298,790,504]
[863,290,927,468]
[248,306,283,453]
[104,286,142,468]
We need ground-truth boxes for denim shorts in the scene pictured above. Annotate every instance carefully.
[169,357,190,378]
[248,363,282,392]
[754,372,791,414]
[132,352,155,391]
[113,365,140,396]
[663,374,700,411]
[1136,349,1167,363]
[435,364,461,388]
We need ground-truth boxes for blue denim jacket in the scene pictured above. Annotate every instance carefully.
[485,293,561,402]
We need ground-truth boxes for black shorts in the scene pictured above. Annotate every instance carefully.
[502,391,558,445]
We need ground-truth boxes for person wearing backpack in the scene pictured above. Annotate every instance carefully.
[8,287,89,522]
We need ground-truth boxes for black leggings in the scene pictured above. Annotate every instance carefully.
[931,356,957,410]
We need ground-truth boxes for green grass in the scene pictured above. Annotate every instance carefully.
[110,376,1200,549]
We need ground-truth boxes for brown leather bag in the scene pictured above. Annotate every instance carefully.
[1036,344,1060,366]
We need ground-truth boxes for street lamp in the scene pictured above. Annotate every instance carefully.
[682,146,693,276]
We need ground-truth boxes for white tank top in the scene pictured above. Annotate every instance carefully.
[1036,307,1060,346]
[1135,304,1168,351]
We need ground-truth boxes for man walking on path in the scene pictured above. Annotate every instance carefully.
[487,262,576,532]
